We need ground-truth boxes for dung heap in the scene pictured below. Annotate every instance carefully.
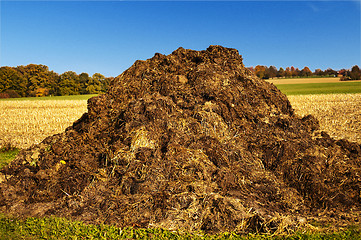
[1,46,360,233]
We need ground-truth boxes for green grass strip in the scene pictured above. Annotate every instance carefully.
[0,148,19,169]
[0,214,360,240]
[275,82,361,95]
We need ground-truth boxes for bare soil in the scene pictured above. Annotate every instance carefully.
[0,46,360,233]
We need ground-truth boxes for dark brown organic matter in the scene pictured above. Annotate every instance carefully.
[1,46,360,233]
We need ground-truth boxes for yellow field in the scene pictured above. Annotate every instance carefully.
[288,93,361,144]
[266,77,361,85]
[0,100,87,148]
[0,94,360,149]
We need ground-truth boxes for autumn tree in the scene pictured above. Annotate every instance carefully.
[0,66,26,97]
[350,65,361,80]
[15,64,60,96]
[254,65,266,79]
[314,69,324,76]
[277,67,285,78]
[325,68,337,77]
[284,67,292,78]
[300,67,312,77]
[264,66,277,79]
[16,64,48,96]
[338,69,348,77]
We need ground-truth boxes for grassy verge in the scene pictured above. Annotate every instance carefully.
[0,145,19,169]
[0,94,98,101]
[0,214,360,240]
[275,82,361,95]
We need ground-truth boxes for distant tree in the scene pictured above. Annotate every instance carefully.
[290,66,300,77]
[277,67,285,78]
[16,64,48,96]
[350,65,361,80]
[264,66,277,79]
[325,68,337,77]
[314,69,324,76]
[0,66,26,97]
[0,89,20,98]
[47,71,61,96]
[285,67,292,78]
[15,64,60,96]
[300,67,313,77]
[86,73,104,94]
[338,69,348,77]
[254,65,266,79]
[102,77,113,92]
[79,73,91,94]
[35,88,50,97]
[59,71,80,95]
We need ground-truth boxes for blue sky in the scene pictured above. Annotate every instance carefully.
[1,1,360,77]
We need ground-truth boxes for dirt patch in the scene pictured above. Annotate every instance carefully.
[1,46,360,233]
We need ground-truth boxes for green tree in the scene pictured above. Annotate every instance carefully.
[46,71,61,96]
[86,73,104,94]
[59,71,80,95]
[0,66,26,96]
[79,73,91,94]
[102,77,113,92]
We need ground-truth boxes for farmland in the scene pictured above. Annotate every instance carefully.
[0,97,88,149]
[1,91,361,149]
[288,93,361,144]
[266,77,344,85]
[1,86,361,239]
[266,77,361,85]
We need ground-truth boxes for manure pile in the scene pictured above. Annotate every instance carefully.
[1,46,360,233]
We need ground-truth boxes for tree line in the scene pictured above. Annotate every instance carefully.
[248,65,361,80]
[0,64,113,98]
[1,63,361,99]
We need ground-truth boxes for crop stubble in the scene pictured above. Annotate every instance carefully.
[0,93,360,149]
[0,100,87,148]
[288,93,361,144]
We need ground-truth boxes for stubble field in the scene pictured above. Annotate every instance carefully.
[288,93,361,144]
[0,93,360,149]
[0,99,87,148]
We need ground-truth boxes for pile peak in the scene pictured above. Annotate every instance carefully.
[1,46,360,233]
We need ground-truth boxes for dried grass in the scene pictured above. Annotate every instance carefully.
[1,94,360,149]
[288,93,361,144]
[0,100,87,149]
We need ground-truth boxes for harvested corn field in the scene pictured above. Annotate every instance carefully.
[0,100,87,149]
[1,46,361,234]
[1,95,360,149]
[288,94,361,144]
